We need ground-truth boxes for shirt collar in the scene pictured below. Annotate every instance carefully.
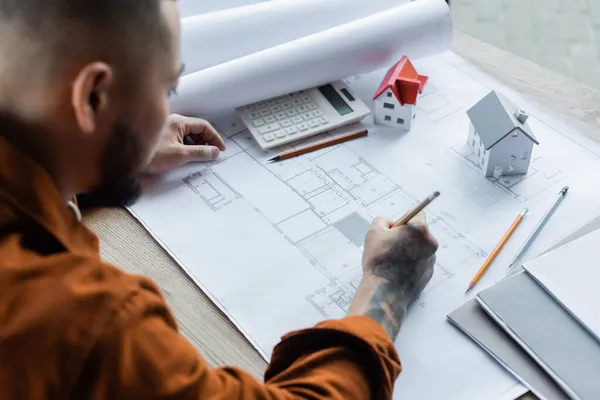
[0,135,99,255]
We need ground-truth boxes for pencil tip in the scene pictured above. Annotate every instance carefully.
[465,283,474,294]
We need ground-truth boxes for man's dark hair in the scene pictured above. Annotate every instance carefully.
[0,0,172,79]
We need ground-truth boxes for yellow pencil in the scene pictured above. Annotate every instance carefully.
[465,208,528,293]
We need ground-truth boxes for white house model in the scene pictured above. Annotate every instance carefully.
[466,90,539,179]
[372,56,428,131]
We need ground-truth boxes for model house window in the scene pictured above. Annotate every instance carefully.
[387,92,392,98]
[521,152,528,160]
[472,137,475,146]
[384,102,395,109]
[510,154,516,160]
[397,117,404,124]
[477,148,481,157]
[384,115,391,121]
[508,164,515,173]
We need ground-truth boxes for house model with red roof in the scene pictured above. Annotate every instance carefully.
[372,56,428,131]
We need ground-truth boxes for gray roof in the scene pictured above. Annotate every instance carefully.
[466,90,539,150]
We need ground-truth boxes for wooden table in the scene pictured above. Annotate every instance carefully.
[82,31,600,399]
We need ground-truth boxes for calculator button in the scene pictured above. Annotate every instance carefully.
[264,116,277,124]
[266,99,276,105]
[280,119,293,127]
[285,127,298,135]
[307,103,318,110]
[270,105,282,113]
[302,96,312,104]
[256,101,268,109]
[302,112,314,121]
[289,92,299,98]
[259,109,271,117]
[249,111,260,119]
[275,130,287,139]
[280,102,292,110]
[318,117,329,125]
[309,120,320,128]
[252,119,265,127]
[286,109,299,117]
[312,110,323,117]
[275,112,288,121]
[292,116,303,124]
[258,123,280,134]
[244,104,255,112]
[292,99,303,106]
[297,105,309,113]
[298,123,309,131]
[263,133,275,142]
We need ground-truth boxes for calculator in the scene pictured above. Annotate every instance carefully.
[235,81,371,150]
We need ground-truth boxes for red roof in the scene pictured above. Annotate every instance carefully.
[373,56,428,106]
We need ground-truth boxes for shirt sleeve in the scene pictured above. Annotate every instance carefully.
[75,278,402,400]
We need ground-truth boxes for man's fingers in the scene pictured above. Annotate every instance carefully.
[182,145,220,162]
[183,118,226,151]
[409,211,427,227]
[371,216,394,230]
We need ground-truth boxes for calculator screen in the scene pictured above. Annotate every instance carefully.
[318,84,353,116]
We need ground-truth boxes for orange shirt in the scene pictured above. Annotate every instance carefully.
[0,135,402,399]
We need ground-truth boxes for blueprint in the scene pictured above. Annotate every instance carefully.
[129,52,600,400]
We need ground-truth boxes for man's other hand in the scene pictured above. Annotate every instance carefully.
[348,212,438,339]
[145,114,226,174]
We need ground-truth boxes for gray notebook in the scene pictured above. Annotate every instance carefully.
[448,299,569,400]
[476,272,600,400]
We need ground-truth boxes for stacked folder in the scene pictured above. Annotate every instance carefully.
[448,222,600,400]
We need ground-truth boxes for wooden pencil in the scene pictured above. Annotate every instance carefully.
[267,129,368,162]
[392,191,440,227]
[465,208,528,293]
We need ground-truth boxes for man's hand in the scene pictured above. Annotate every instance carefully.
[348,212,438,340]
[145,114,226,174]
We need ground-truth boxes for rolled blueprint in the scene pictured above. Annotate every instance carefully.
[171,0,453,117]
[181,0,408,73]
[177,0,272,18]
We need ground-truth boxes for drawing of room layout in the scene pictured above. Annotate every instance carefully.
[450,143,567,202]
[183,169,242,211]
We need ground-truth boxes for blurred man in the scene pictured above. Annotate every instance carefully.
[0,1,438,398]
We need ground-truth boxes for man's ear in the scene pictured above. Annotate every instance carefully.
[71,62,114,135]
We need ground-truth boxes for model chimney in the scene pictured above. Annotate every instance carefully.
[514,108,529,124]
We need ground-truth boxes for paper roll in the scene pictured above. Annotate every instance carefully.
[181,0,408,73]
[171,0,452,117]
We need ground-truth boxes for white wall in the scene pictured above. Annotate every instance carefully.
[374,89,415,130]
[483,129,534,177]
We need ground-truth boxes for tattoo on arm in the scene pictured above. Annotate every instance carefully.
[364,225,437,339]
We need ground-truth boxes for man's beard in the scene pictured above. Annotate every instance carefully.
[76,123,143,210]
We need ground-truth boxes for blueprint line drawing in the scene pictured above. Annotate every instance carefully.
[183,169,243,211]
[179,121,487,320]
[449,144,567,202]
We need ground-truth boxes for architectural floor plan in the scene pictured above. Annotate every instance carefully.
[129,53,600,400]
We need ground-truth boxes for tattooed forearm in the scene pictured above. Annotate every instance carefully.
[364,282,409,339]
[358,224,437,340]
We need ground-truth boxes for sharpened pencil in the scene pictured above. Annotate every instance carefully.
[507,186,569,270]
[465,208,528,293]
[267,129,368,162]
[392,191,440,227]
